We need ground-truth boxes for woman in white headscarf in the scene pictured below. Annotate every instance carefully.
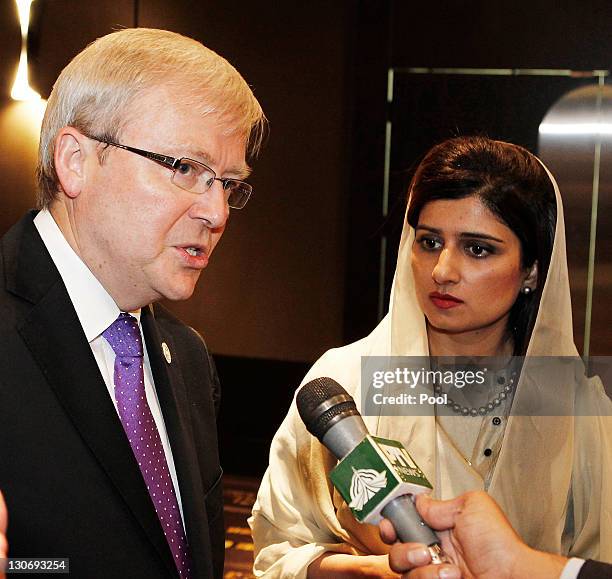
[249,136,612,577]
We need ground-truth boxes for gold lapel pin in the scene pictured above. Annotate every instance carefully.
[162,342,172,364]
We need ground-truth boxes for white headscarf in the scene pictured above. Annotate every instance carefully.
[249,152,612,578]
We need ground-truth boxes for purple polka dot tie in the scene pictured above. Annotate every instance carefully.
[103,313,192,578]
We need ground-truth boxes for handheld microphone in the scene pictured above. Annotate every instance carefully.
[296,377,447,565]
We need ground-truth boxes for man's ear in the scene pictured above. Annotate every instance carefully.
[54,127,92,199]
[523,260,539,291]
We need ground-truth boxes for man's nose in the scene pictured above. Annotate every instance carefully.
[189,181,230,230]
[432,248,460,285]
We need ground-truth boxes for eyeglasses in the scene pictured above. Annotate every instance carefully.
[86,135,253,209]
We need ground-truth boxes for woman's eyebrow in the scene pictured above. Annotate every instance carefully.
[459,232,505,243]
[416,224,505,243]
[415,225,441,233]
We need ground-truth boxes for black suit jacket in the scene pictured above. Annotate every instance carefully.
[0,211,224,578]
[579,560,612,578]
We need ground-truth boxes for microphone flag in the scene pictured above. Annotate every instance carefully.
[329,434,432,524]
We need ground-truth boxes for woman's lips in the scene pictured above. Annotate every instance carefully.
[429,292,464,309]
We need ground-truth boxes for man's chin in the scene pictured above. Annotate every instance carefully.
[154,276,200,303]
[162,286,197,302]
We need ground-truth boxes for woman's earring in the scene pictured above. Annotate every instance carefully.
[522,286,532,295]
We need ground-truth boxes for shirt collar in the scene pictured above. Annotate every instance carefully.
[34,209,141,342]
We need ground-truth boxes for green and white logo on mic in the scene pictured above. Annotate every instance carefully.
[348,467,387,510]
[330,435,432,524]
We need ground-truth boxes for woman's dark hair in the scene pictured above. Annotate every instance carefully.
[406,136,557,355]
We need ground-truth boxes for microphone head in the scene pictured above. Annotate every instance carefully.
[296,377,361,441]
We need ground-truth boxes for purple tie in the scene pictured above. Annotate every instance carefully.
[103,313,192,578]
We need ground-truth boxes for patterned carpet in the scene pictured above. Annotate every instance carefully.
[223,475,260,578]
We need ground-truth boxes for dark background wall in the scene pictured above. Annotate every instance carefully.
[1,0,610,476]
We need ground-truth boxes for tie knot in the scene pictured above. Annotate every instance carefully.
[102,313,143,358]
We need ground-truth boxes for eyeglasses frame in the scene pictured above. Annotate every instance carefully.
[84,134,253,209]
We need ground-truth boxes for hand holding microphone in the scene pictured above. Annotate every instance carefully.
[297,377,448,566]
[380,491,572,579]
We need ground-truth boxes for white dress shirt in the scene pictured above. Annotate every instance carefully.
[34,209,186,529]
[560,558,586,579]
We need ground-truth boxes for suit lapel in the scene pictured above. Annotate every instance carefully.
[142,308,214,579]
[6,214,177,577]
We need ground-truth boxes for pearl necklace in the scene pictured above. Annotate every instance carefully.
[434,370,518,416]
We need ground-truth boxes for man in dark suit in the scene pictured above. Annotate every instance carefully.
[0,28,265,578]
[379,491,612,579]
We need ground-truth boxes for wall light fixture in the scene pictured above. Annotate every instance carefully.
[11,0,41,101]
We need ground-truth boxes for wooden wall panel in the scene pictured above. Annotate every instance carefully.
[29,0,134,98]
[140,0,350,361]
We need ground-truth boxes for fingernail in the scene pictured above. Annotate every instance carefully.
[406,547,430,565]
[438,566,461,579]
